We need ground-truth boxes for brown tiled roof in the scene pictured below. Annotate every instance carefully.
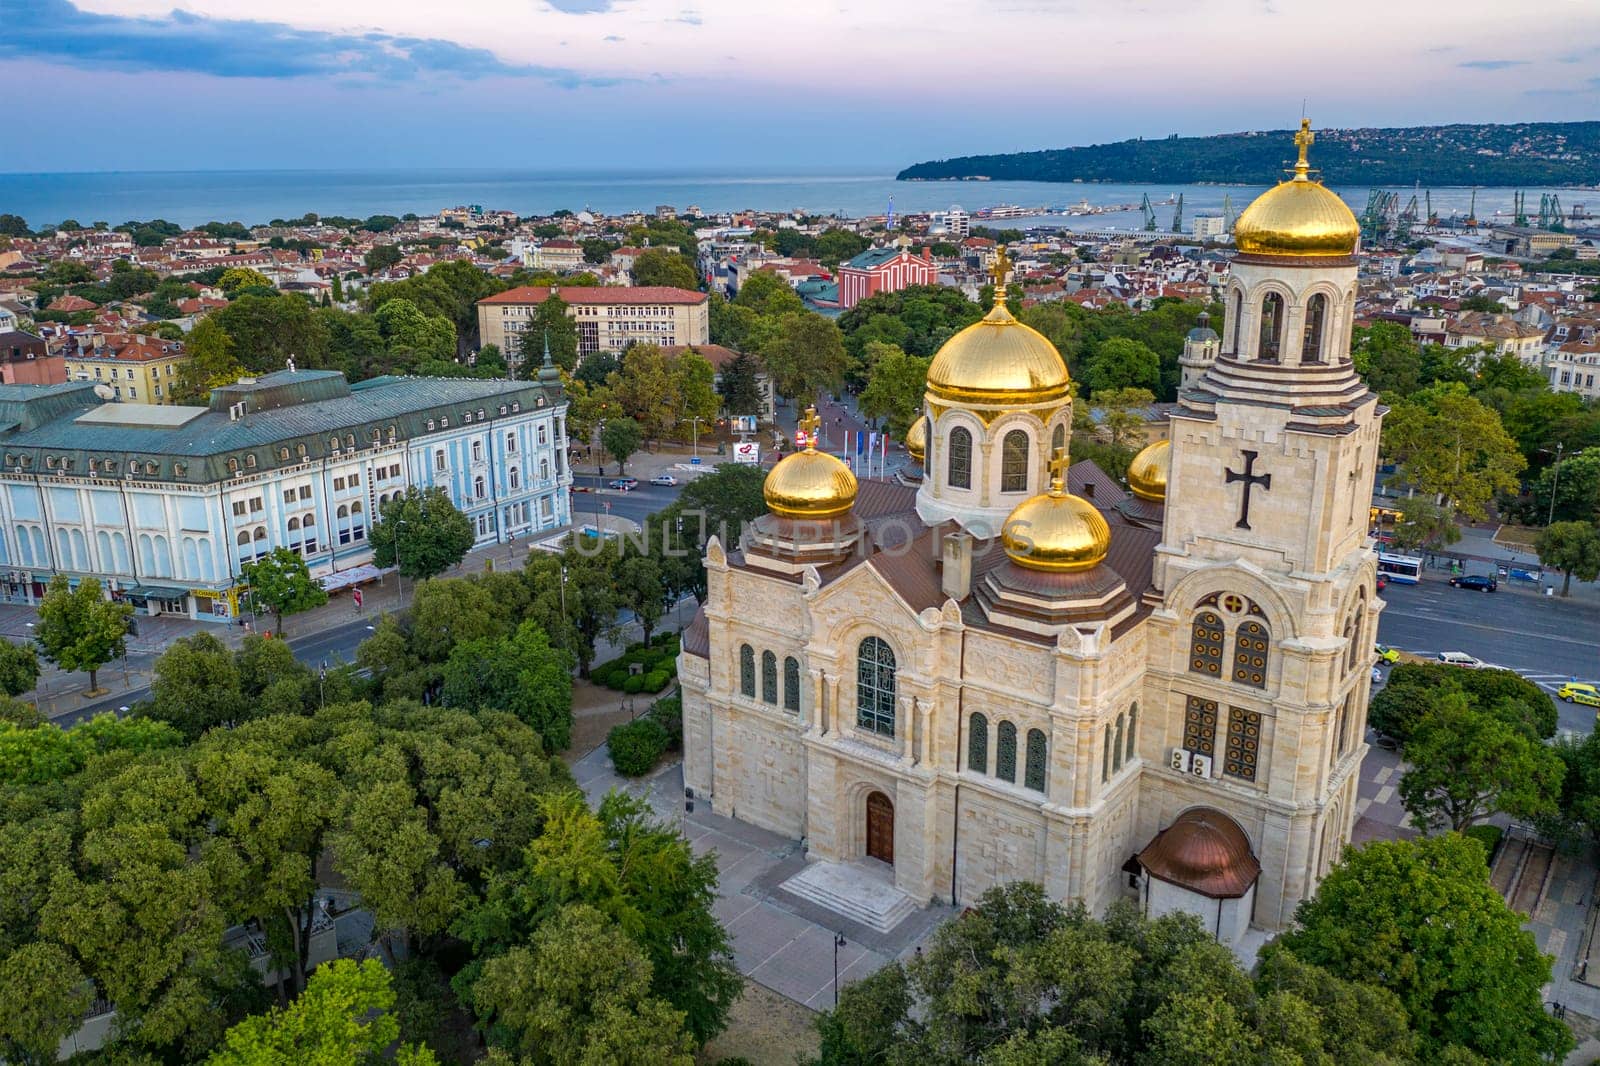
[1068,459,1129,505]
[682,606,710,659]
[1138,808,1260,899]
[660,343,744,369]
[479,285,707,307]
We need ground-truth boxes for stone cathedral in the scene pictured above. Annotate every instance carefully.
[678,123,1384,941]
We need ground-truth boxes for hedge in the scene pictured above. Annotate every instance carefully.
[648,694,683,751]
[1462,824,1504,864]
[608,717,671,777]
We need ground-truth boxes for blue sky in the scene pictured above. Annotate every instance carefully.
[2,0,1598,173]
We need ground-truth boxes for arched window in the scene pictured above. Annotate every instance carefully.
[856,636,896,737]
[253,527,267,542]
[1102,725,1112,782]
[1126,703,1138,763]
[1024,729,1047,792]
[1334,694,1352,761]
[1000,430,1029,493]
[1303,293,1328,362]
[968,712,988,774]
[761,650,777,704]
[739,644,755,698]
[1112,714,1124,772]
[1233,620,1270,688]
[1051,423,1065,459]
[236,530,250,546]
[1343,613,1358,674]
[474,475,486,499]
[947,426,972,490]
[996,721,1018,782]
[1259,292,1285,361]
[337,504,349,519]
[1190,610,1225,677]
[1229,289,1243,353]
[783,656,800,712]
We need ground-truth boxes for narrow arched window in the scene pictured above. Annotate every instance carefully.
[1051,423,1065,459]
[1233,620,1270,688]
[1303,293,1328,363]
[856,637,896,737]
[761,650,777,704]
[1102,725,1112,782]
[1025,729,1047,792]
[1112,714,1124,772]
[1125,703,1138,763]
[1259,292,1284,361]
[1343,614,1358,674]
[1229,289,1243,353]
[968,712,988,774]
[739,644,755,698]
[783,656,800,712]
[997,721,1018,782]
[1001,430,1029,492]
[1190,610,1225,677]
[947,426,972,490]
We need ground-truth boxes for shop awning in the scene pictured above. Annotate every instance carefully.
[318,564,393,593]
[125,585,190,601]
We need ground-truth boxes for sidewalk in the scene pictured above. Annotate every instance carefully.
[1426,524,1600,606]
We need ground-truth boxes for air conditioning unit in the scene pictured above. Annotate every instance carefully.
[1191,754,1214,779]
[1169,748,1192,773]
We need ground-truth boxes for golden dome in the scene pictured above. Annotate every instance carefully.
[1127,439,1170,502]
[1001,470,1111,573]
[1233,119,1360,258]
[764,407,857,519]
[925,250,1071,406]
[905,415,927,462]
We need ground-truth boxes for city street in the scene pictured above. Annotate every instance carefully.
[1376,577,1600,735]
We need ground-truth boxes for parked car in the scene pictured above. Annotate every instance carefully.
[649,474,679,487]
[1448,574,1497,592]
[1558,682,1600,707]
[608,477,639,491]
[1437,651,1487,669]
[1374,644,1400,664]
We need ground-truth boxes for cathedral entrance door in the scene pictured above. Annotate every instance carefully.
[866,791,895,865]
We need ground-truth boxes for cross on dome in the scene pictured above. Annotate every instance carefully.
[1291,118,1314,181]
[1047,445,1070,493]
[989,247,1012,302]
[798,405,821,449]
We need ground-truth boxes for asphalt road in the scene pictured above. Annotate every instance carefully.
[1376,578,1600,735]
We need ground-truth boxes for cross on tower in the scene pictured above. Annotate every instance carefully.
[1224,450,1272,531]
[798,405,821,449]
[989,247,1011,297]
[1292,117,1314,178]
[1047,445,1070,493]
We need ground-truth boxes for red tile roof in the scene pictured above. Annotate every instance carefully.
[479,285,707,307]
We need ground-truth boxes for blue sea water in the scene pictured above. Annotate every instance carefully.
[0,168,1581,231]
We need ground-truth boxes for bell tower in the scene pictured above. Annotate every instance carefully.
[1179,312,1220,392]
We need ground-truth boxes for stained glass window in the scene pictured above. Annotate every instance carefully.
[1001,430,1029,492]
[783,656,801,712]
[1225,707,1262,781]
[1184,694,1219,757]
[996,721,1017,782]
[1233,620,1269,688]
[948,427,972,490]
[1024,729,1047,792]
[856,637,896,737]
[1190,611,1225,677]
[968,713,988,774]
[761,650,777,704]
[739,644,754,698]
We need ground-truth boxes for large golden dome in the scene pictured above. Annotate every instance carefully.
[1233,120,1360,258]
[1001,475,1111,573]
[1127,439,1170,502]
[764,409,857,519]
[905,415,927,462]
[925,251,1071,406]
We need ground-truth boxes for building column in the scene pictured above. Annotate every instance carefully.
[809,667,825,735]
[900,696,915,765]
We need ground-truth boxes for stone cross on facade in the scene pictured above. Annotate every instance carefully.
[1225,450,1272,530]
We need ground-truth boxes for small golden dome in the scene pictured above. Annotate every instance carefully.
[764,407,857,519]
[1233,119,1360,258]
[925,250,1071,406]
[905,415,927,462]
[1001,473,1111,573]
[1127,439,1170,502]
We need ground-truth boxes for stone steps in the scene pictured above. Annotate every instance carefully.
[779,861,918,934]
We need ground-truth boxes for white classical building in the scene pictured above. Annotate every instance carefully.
[0,366,571,619]
[679,123,1384,943]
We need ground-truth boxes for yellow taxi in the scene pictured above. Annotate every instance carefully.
[1558,682,1600,707]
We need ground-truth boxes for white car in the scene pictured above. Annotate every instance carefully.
[1437,651,1486,669]
[650,474,679,487]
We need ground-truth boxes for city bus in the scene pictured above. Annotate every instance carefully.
[1376,553,1423,585]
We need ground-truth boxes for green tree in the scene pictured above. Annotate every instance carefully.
[240,548,328,637]
[857,342,930,437]
[1398,691,1564,831]
[371,487,476,581]
[364,244,404,275]
[732,270,804,318]
[517,294,579,372]
[34,575,132,694]
[1388,496,1462,552]
[1352,322,1423,396]
[145,633,248,740]
[0,214,30,238]
[375,297,456,369]
[175,316,244,402]
[816,229,872,269]
[440,621,574,751]
[0,942,90,1066]
[631,249,699,289]
[519,548,619,678]
[218,267,273,296]
[1529,447,1600,526]
[1279,834,1572,1064]
[708,292,762,350]
[1084,386,1157,449]
[1082,337,1161,395]
[601,416,643,476]
[0,640,38,697]
[1535,520,1600,596]
[208,959,438,1066]
[214,294,331,373]
[762,311,848,406]
[615,554,666,647]
[1381,384,1526,523]
[715,348,765,418]
[574,350,619,390]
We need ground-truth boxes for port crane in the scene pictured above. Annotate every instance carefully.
[1140,194,1157,232]
[1170,194,1184,234]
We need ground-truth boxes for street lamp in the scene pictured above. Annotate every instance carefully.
[833,932,847,1006]
[680,415,705,461]
[1547,442,1566,527]
[559,565,568,621]
[393,518,408,601]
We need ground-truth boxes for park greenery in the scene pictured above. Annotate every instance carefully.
[239,548,329,637]
[371,487,478,582]
[35,575,133,694]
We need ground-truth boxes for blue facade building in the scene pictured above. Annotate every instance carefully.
[0,368,571,620]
